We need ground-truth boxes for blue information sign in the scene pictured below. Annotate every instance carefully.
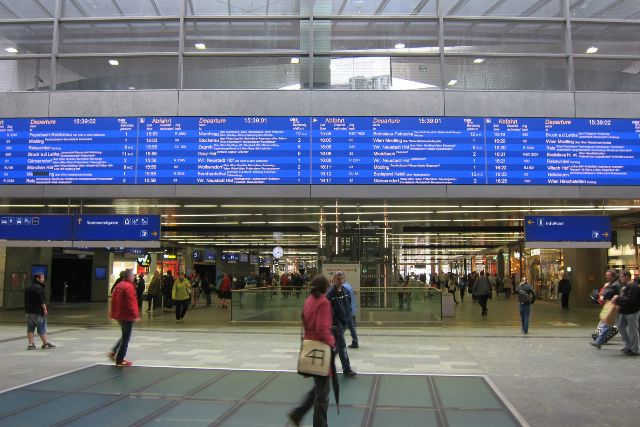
[524,216,611,246]
[0,214,73,241]
[74,215,161,242]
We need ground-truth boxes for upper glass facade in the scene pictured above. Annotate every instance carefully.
[0,0,638,92]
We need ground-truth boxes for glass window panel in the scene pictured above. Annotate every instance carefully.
[183,57,304,89]
[185,20,302,52]
[0,23,53,55]
[570,0,640,19]
[62,0,181,17]
[444,56,568,90]
[572,23,640,56]
[313,56,440,89]
[574,58,640,92]
[0,0,55,18]
[57,56,178,90]
[314,20,438,53]
[0,58,50,91]
[444,20,565,54]
[440,0,563,17]
[188,0,302,15]
[314,0,436,16]
[59,21,179,53]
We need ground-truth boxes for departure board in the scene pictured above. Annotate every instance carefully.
[311,117,485,184]
[136,116,309,184]
[2,115,640,185]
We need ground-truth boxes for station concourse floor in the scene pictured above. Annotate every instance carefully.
[0,297,639,426]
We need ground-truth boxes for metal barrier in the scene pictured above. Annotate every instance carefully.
[230,286,442,324]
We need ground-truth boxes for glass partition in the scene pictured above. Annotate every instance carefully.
[231,286,442,323]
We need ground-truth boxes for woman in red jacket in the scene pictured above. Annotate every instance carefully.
[109,269,140,366]
[288,275,335,427]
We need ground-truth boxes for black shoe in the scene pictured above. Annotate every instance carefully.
[626,351,640,356]
[343,369,357,377]
[348,343,359,349]
[287,411,301,427]
[27,344,36,350]
[41,343,56,349]
[590,342,601,349]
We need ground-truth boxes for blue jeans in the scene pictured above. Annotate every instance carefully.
[112,320,133,363]
[618,311,640,353]
[333,323,351,372]
[519,303,531,333]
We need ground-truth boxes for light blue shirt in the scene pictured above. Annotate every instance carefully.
[343,282,357,316]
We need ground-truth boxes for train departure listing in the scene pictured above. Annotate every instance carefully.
[1,115,639,185]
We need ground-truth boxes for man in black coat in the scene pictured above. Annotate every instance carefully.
[558,275,571,309]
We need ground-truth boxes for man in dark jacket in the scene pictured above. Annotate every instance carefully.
[558,275,571,309]
[25,272,55,350]
[517,279,536,335]
[473,271,492,316]
[613,270,640,355]
[326,273,356,376]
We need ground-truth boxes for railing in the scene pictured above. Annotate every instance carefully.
[230,286,442,324]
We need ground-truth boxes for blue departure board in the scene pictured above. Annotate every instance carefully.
[311,117,485,184]
[2,115,640,185]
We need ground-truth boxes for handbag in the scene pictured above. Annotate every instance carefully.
[599,300,620,326]
[297,339,331,377]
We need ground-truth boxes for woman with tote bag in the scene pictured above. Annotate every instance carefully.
[288,275,335,427]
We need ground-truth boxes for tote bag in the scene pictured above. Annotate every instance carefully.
[297,339,331,377]
[599,300,620,326]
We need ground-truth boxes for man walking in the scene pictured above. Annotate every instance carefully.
[517,279,536,335]
[25,272,55,350]
[340,272,359,349]
[109,269,140,366]
[558,275,571,309]
[612,270,640,356]
[473,271,492,316]
[327,272,357,376]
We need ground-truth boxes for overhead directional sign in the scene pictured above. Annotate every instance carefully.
[0,214,161,247]
[524,215,612,248]
[74,215,161,247]
[0,214,74,245]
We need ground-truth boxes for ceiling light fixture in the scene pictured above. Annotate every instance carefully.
[195,43,206,50]
[395,43,406,49]
[108,59,119,66]
[447,79,458,86]
[290,57,300,64]
[586,46,598,54]
[473,58,485,64]
[5,47,18,53]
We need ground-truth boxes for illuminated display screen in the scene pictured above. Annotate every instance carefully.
[2,116,639,185]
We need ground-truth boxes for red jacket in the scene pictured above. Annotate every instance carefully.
[303,295,335,348]
[111,280,139,321]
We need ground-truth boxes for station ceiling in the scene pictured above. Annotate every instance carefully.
[1,197,638,262]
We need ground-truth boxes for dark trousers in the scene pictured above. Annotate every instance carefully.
[459,288,465,302]
[112,320,133,363]
[163,292,173,309]
[504,288,511,300]
[478,294,489,315]
[290,375,330,427]
[175,299,189,320]
[146,295,158,311]
[334,323,351,372]
[204,291,212,305]
[561,292,570,309]
[348,316,358,346]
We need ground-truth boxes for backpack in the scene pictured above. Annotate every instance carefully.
[518,286,532,304]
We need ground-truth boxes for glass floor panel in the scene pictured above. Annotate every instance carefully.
[0,365,525,426]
